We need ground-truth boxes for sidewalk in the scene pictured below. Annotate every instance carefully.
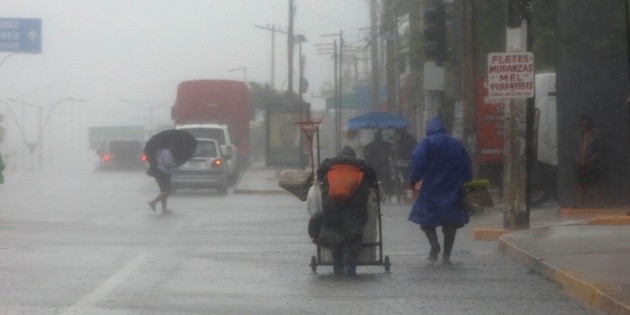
[498,216,630,314]
[233,164,290,195]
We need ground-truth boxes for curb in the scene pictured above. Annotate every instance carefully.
[472,228,509,241]
[588,216,630,225]
[499,233,630,315]
[233,189,290,195]
[560,208,630,218]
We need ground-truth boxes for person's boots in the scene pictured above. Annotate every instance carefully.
[442,226,457,265]
[422,227,440,264]
[344,249,359,276]
[332,248,345,275]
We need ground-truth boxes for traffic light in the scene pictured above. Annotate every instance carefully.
[423,1,446,65]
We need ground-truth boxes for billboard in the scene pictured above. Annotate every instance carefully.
[265,103,308,168]
[487,52,534,99]
[0,18,42,53]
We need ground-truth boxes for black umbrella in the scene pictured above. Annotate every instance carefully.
[144,129,197,176]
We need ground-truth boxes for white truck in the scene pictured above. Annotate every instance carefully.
[531,72,558,205]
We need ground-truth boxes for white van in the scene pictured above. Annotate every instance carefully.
[535,73,557,166]
[175,123,238,181]
[532,73,557,205]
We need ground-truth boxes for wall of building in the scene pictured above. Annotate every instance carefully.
[556,0,630,207]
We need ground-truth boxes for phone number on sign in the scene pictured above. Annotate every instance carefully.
[489,81,533,91]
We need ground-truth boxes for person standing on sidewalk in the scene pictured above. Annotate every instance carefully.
[148,146,177,214]
[409,116,472,265]
[575,114,603,208]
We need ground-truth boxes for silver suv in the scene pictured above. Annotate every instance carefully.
[171,138,229,194]
[175,124,237,182]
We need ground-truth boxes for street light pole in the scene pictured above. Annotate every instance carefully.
[228,66,248,85]
[119,99,171,136]
[322,31,344,153]
[7,97,84,171]
[294,34,308,103]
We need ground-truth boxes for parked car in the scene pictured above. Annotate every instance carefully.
[171,138,229,194]
[97,140,146,171]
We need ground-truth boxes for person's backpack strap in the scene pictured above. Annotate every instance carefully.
[327,164,364,201]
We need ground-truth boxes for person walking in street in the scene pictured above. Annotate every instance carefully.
[575,114,604,208]
[395,128,417,183]
[363,130,392,199]
[148,146,177,214]
[317,146,377,276]
[409,116,472,265]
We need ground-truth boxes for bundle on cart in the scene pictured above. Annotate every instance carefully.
[278,170,313,201]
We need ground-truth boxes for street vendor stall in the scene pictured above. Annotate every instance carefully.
[346,111,411,203]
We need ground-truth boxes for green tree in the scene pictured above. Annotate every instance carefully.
[248,82,291,113]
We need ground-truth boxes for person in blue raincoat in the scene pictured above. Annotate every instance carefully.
[409,116,472,265]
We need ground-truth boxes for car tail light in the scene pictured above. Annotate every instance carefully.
[141,154,148,162]
[102,154,111,162]
[212,159,223,167]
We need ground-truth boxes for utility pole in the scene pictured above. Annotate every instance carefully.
[503,0,533,229]
[255,24,287,89]
[316,40,340,152]
[369,0,380,106]
[288,0,295,96]
[422,0,446,133]
[322,31,344,153]
[460,0,478,175]
[334,40,339,153]
[295,34,308,103]
[338,31,343,154]
[384,0,397,113]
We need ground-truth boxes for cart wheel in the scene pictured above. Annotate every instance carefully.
[310,256,317,274]
[384,256,391,272]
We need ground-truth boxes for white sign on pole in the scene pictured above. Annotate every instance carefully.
[487,52,534,99]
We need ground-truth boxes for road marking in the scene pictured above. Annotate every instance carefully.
[62,252,147,315]
[62,216,188,315]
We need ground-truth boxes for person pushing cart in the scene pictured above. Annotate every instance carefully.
[309,146,391,275]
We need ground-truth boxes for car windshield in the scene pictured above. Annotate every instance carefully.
[194,141,218,158]
[181,128,226,145]
[109,141,141,155]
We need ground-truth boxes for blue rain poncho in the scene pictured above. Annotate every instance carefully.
[408,117,472,228]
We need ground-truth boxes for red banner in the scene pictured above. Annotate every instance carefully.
[476,78,505,163]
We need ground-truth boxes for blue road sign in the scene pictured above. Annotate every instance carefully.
[0,18,41,53]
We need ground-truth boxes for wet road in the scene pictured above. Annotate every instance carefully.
[0,171,592,314]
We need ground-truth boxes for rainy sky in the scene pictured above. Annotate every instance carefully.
[0,1,368,120]
[0,0,368,170]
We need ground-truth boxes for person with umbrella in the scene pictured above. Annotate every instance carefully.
[145,129,197,215]
[148,145,177,214]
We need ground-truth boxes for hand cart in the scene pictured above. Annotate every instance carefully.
[310,187,391,273]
